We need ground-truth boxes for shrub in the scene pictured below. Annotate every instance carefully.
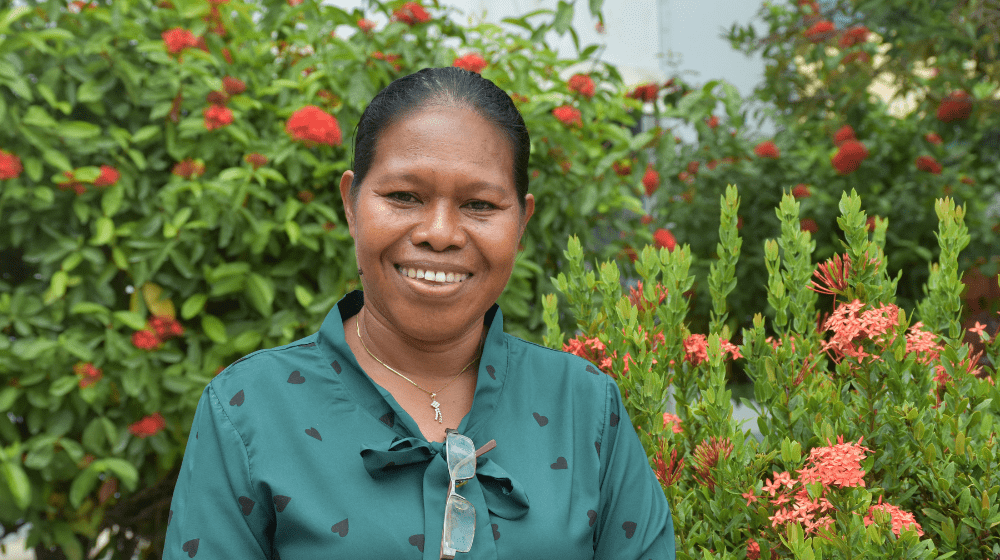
[546,186,1000,558]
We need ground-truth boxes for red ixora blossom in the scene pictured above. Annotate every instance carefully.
[642,164,660,196]
[611,159,632,177]
[833,124,855,146]
[843,51,871,65]
[691,437,734,490]
[924,132,942,145]
[393,2,431,25]
[800,218,818,233]
[245,153,267,170]
[92,165,120,187]
[915,155,942,174]
[172,158,205,179]
[754,140,780,159]
[821,299,900,362]
[798,435,872,488]
[936,90,973,123]
[567,74,596,99]
[804,20,835,42]
[627,83,659,103]
[864,497,924,536]
[162,28,198,54]
[453,53,487,74]
[746,540,760,560]
[662,413,683,434]
[838,25,869,48]
[706,115,719,129]
[222,76,246,95]
[357,18,376,32]
[682,333,742,364]
[653,228,676,251]
[552,105,582,127]
[73,362,103,389]
[149,316,184,340]
[132,330,161,350]
[831,139,868,174]
[0,150,23,180]
[792,183,811,199]
[129,412,166,438]
[204,104,234,131]
[285,105,343,146]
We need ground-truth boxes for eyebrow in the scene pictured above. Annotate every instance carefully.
[377,173,511,196]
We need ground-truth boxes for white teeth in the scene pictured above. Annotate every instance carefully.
[397,266,470,284]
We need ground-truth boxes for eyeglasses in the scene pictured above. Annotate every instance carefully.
[440,430,495,559]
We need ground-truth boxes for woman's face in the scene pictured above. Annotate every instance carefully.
[340,104,534,342]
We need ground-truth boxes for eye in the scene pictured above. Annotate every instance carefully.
[387,192,419,203]
[464,200,497,211]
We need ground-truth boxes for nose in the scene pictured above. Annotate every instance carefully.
[410,200,466,251]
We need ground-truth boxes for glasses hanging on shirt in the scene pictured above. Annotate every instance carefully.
[440,429,495,559]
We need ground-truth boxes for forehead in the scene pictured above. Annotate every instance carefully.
[369,104,515,185]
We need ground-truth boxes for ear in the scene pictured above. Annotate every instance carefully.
[339,170,356,238]
[518,193,535,239]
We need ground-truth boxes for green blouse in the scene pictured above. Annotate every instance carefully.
[164,291,675,559]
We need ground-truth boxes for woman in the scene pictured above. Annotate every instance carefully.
[165,67,675,559]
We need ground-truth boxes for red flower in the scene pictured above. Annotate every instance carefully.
[222,47,233,64]
[960,176,975,185]
[393,2,431,25]
[132,330,161,350]
[866,216,878,232]
[149,316,184,340]
[510,93,529,104]
[792,184,811,199]
[162,28,198,54]
[204,105,234,130]
[642,164,660,196]
[686,161,700,175]
[453,53,487,74]
[924,132,942,144]
[936,91,972,122]
[92,165,120,187]
[552,105,582,127]
[0,150,24,180]
[640,215,653,225]
[864,498,924,536]
[653,228,676,251]
[567,74,596,99]
[73,362,103,389]
[804,20,835,42]
[627,83,659,102]
[611,160,632,176]
[172,158,205,179]
[705,115,719,129]
[746,540,760,560]
[287,0,303,6]
[222,76,246,95]
[206,91,228,105]
[285,105,343,146]
[915,155,942,174]
[129,412,166,438]
[357,18,376,32]
[831,139,868,174]
[800,218,818,233]
[298,190,315,203]
[245,153,267,170]
[838,25,869,48]
[754,140,780,159]
[833,124,855,146]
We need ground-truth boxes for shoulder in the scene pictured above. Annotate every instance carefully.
[503,333,613,390]
[209,333,325,392]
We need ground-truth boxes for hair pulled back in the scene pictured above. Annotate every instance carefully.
[349,67,530,209]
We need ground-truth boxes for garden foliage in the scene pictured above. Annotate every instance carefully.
[549,186,1000,558]
[0,0,658,556]
[621,0,1000,334]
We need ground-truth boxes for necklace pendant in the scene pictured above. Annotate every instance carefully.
[430,399,443,423]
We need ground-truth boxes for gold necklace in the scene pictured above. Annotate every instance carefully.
[356,316,480,424]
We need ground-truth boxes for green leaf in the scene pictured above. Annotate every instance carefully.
[245,273,275,317]
[553,1,574,34]
[1,462,31,510]
[12,338,57,360]
[22,105,58,128]
[181,293,208,320]
[0,387,19,412]
[68,467,100,508]
[99,458,139,491]
[91,216,116,246]
[102,183,126,217]
[114,311,148,331]
[59,121,102,140]
[42,149,72,171]
[201,314,228,343]
[294,284,314,307]
[588,0,605,19]
[50,376,79,397]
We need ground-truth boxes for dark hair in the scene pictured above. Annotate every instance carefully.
[349,67,530,210]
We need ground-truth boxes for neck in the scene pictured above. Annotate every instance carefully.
[356,306,485,383]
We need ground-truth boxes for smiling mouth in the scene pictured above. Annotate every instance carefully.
[395,265,471,284]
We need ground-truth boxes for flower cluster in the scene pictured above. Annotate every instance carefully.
[132,315,184,351]
[863,497,924,536]
[915,155,942,174]
[838,25,869,48]
[936,90,972,122]
[285,105,342,146]
[73,362,103,389]
[691,437,733,490]
[172,158,206,179]
[552,105,582,127]
[245,153,267,170]
[662,412,683,434]
[627,83,659,102]
[0,149,24,180]
[754,141,780,159]
[831,139,869,174]
[567,74,596,99]
[58,166,121,195]
[393,2,431,25]
[642,164,660,196]
[804,20,835,42]
[627,281,669,313]
[453,53,487,74]
[682,333,742,364]
[653,228,676,251]
[129,412,166,438]
[162,27,198,54]
[821,300,900,362]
